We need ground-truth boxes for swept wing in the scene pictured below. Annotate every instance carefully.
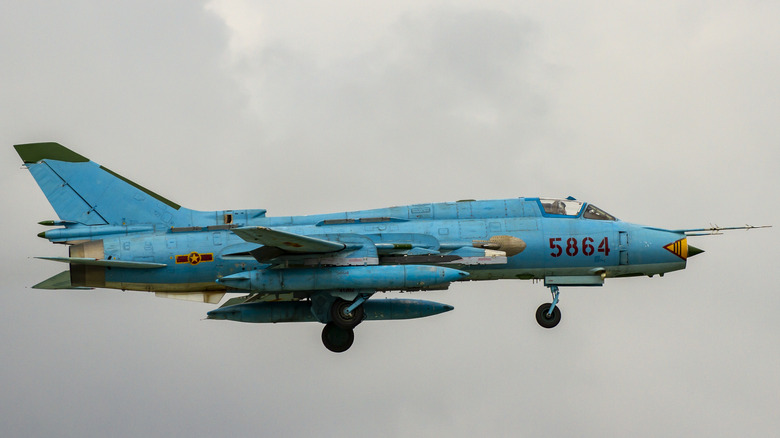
[232,226,346,253]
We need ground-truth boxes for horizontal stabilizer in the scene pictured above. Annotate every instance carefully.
[232,226,346,253]
[36,256,167,269]
[32,270,92,290]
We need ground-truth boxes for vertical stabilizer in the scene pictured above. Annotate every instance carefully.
[15,142,189,226]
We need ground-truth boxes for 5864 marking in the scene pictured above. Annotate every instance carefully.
[549,237,610,257]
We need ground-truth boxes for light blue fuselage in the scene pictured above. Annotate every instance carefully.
[71,198,685,292]
[18,142,703,350]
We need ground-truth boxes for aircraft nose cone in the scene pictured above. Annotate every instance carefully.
[688,245,705,258]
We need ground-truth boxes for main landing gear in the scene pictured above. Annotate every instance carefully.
[321,323,355,353]
[536,285,562,328]
[321,298,366,353]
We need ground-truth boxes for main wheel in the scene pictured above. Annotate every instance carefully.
[321,322,354,353]
[330,298,365,329]
[536,303,562,328]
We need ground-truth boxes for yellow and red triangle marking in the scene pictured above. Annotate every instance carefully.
[663,238,688,260]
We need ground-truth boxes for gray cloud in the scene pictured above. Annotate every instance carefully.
[216,8,552,214]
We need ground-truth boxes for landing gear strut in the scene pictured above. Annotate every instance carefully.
[536,285,562,328]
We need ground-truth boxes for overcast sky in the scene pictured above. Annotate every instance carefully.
[1,1,778,437]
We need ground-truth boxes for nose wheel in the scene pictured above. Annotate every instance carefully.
[536,285,562,328]
[536,303,561,328]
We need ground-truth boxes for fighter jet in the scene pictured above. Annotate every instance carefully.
[15,142,768,352]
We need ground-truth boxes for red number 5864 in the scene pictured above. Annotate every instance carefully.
[550,237,610,257]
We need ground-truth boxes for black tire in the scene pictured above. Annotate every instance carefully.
[321,322,354,353]
[330,298,365,329]
[536,303,562,329]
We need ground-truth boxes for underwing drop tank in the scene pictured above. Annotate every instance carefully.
[216,265,469,292]
[206,298,455,323]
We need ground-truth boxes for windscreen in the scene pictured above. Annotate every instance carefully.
[582,204,616,221]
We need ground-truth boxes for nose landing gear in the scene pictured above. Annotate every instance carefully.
[536,285,562,328]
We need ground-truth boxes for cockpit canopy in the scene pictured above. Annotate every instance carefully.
[538,198,616,221]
